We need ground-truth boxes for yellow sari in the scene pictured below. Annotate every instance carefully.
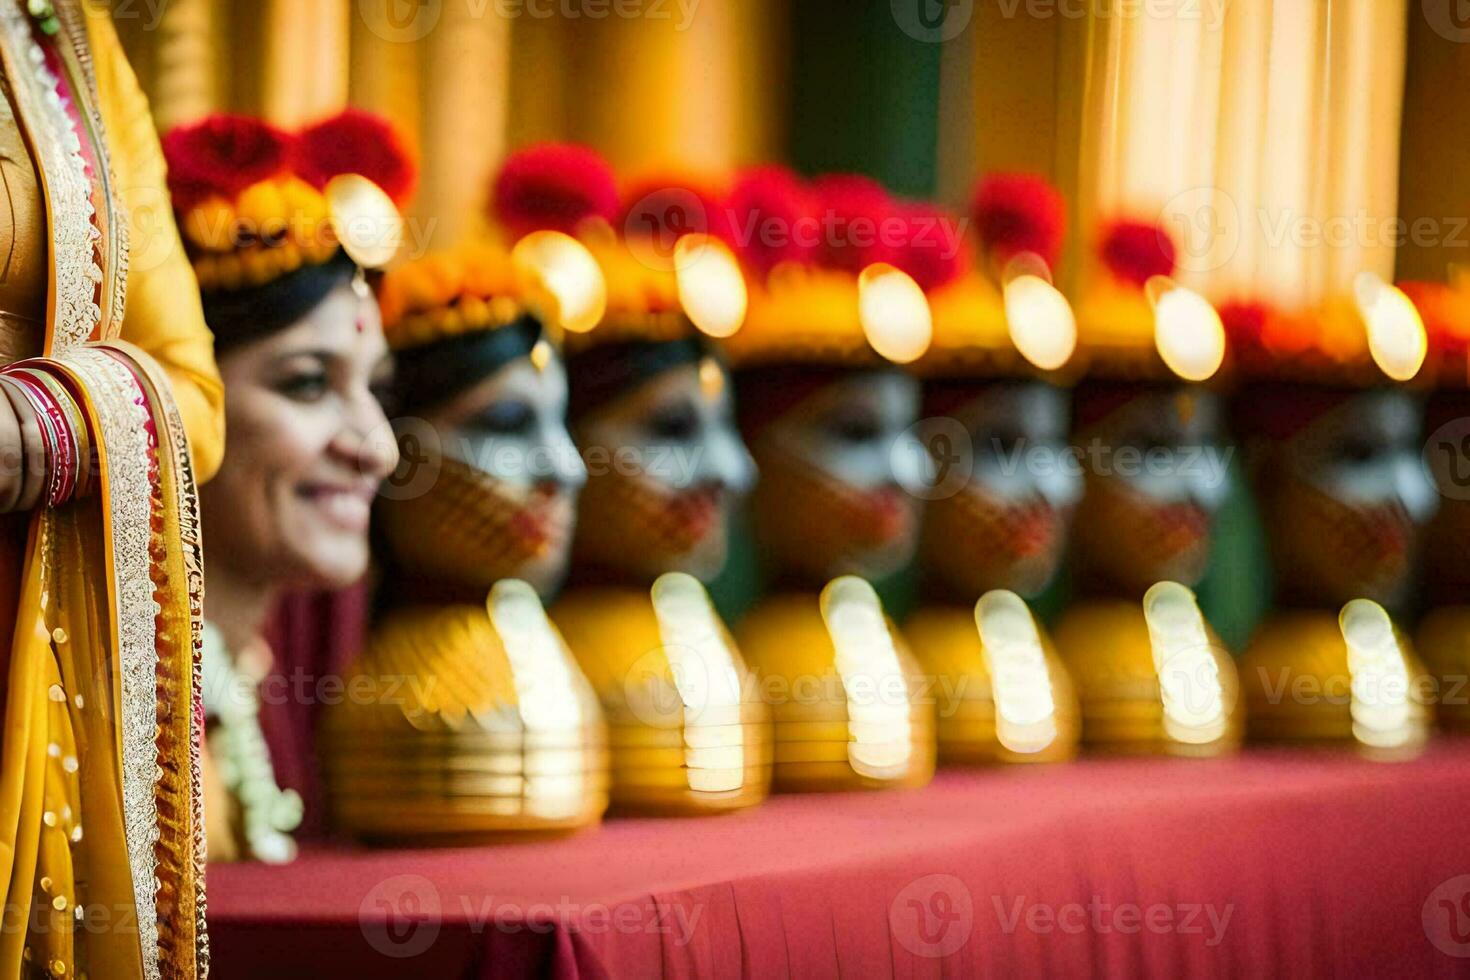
[0,3,223,978]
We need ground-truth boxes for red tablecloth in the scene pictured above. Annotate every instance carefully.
[206,743,1470,979]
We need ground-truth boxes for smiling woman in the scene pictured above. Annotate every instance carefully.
[163,109,414,863]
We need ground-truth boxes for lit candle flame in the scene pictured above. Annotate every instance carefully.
[1142,581,1229,744]
[1147,277,1226,382]
[1354,271,1427,382]
[858,263,933,364]
[511,230,607,334]
[674,234,748,338]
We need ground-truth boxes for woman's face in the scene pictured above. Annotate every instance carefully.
[920,381,1081,598]
[572,357,755,583]
[203,279,398,592]
[378,343,586,597]
[1259,389,1436,608]
[748,368,926,583]
[1071,386,1228,595]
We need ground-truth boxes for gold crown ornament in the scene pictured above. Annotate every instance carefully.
[490,145,750,353]
[1069,219,1228,385]
[914,173,1077,379]
[551,573,772,814]
[713,169,933,370]
[164,110,414,292]
[735,577,936,791]
[321,581,608,842]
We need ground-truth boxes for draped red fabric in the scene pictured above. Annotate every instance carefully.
[207,742,1470,978]
[258,583,370,839]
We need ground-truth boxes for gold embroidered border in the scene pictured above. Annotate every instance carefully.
[0,0,104,354]
[65,345,163,980]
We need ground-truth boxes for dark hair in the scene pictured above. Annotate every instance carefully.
[390,314,544,417]
[202,249,359,355]
[564,336,706,421]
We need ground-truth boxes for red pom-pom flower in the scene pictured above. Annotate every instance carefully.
[811,173,899,272]
[970,173,1066,269]
[491,143,620,240]
[1098,219,1177,288]
[162,114,293,208]
[892,203,971,292]
[1216,298,1271,356]
[618,173,733,245]
[723,165,818,274]
[294,109,418,205]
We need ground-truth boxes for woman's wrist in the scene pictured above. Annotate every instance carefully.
[0,362,92,509]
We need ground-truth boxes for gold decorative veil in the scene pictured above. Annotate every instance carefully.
[0,3,206,978]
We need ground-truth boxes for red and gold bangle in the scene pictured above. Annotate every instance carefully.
[0,366,85,508]
[16,368,87,506]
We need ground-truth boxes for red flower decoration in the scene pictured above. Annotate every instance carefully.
[619,173,733,245]
[724,166,818,274]
[162,114,293,208]
[1216,299,1271,358]
[1400,280,1470,356]
[294,109,418,205]
[1098,219,1177,288]
[892,203,971,292]
[491,143,620,240]
[970,173,1066,269]
[812,173,898,272]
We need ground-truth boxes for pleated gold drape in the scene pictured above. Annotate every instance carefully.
[117,0,786,251]
[1075,0,1407,308]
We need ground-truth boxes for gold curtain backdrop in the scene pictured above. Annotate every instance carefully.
[114,1,1455,294]
[116,0,786,251]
